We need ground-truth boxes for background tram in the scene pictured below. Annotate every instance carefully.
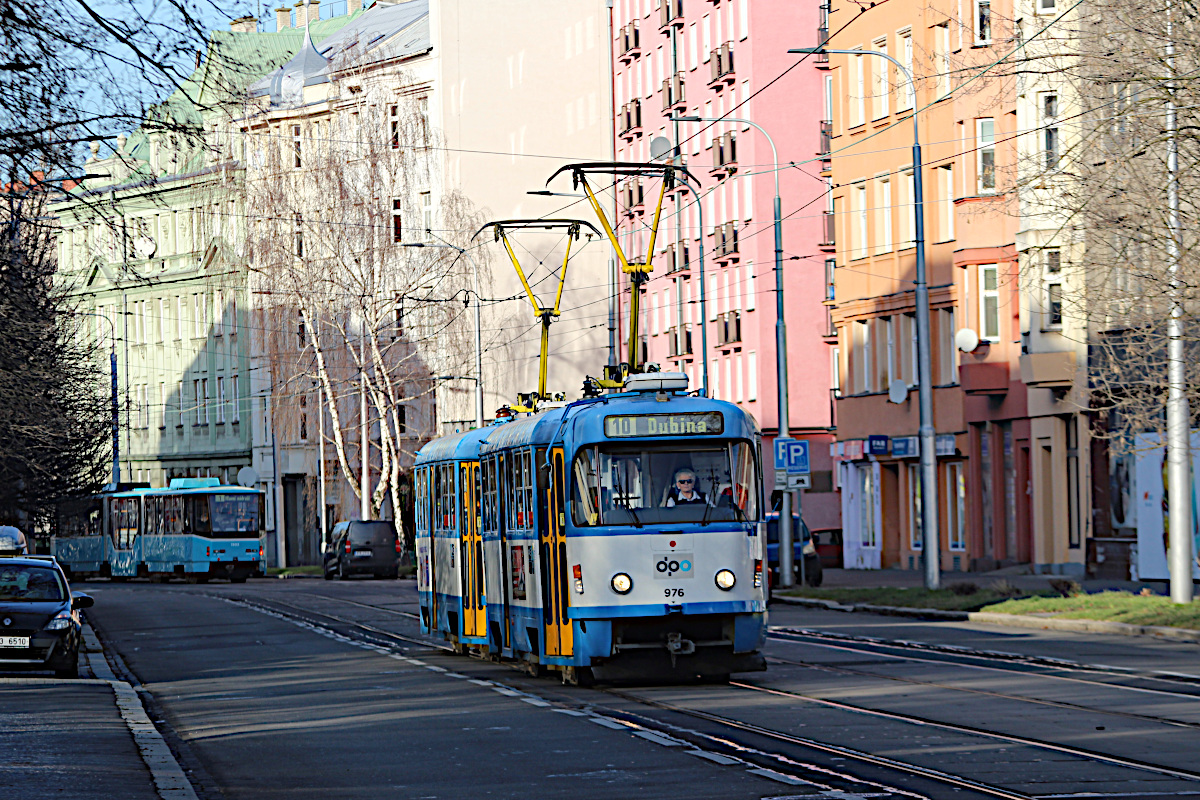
[414,372,768,681]
[54,478,265,582]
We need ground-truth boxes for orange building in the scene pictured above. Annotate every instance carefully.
[824,0,1031,571]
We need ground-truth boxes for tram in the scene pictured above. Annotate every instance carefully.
[53,478,265,582]
[414,371,768,681]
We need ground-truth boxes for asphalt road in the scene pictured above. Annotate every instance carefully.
[79,578,1200,800]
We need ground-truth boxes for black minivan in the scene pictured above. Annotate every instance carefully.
[323,520,401,580]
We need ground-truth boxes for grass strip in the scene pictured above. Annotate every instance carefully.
[982,590,1200,629]
[778,584,1048,612]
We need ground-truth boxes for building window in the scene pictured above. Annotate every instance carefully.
[854,183,867,259]
[421,191,433,238]
[936,24,951,98]
[217,376,226,423]
[977,118,996,192]
[908,463,922,550]
[388,105,400,149]
[747,351,757,401]
[872,38,889,119]
[1038,0,1056,12]
[831,345,842,398]
[192,380,201,425]
[228,295,237,337]
[294,213,304,258]
[201,378,210,424]
[876,177,892,253]
[883,315,895,387]
[852,52,865,127]
[902,312,918,387]
[939,164,955,241]
[975,0,992,44]
[291,125,302,168]
[176,296,184,341]
[979,264,999,340]
[825,257,836,301]
[231,374,240,422]
[900,169,915,248]
[299,394,308,441]
[1046,283,1064,328]
[297,311,306,347]
[856,319,872,394]
[939,308,958,384]
[859,468,878,548]
[899,29,914,110]
[392,199,403,243]
[159,382,166,428]
[178,381,185,426]
[397,405,407,435]
[193,293,206,338]
[946,462,966,551]
[418,96,430,143]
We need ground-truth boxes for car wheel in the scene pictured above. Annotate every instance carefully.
[337,559,348,580]
[801,558,824,588]
[323,564,334,581]
[54,655,79,679]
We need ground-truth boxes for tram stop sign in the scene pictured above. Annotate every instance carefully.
[773,438,810,489]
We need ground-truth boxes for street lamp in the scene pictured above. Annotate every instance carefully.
[791,46,941,589]
[400,238,484,429]
[672,114,800,588]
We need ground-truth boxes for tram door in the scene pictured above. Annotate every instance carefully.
[459,462,486,638]
[541,447,573,657]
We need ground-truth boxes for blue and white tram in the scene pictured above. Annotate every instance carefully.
[54,478,265,582]
[414,373,768,681]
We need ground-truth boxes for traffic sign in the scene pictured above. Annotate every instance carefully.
[785,440,810,475]
[787,474,811,489]
[773,437,793,472]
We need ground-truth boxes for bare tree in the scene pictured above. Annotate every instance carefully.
[242,63,486,521]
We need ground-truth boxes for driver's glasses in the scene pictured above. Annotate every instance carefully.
[677,479,694,485]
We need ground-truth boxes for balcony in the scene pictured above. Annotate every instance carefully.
[618,99,642,139]
[658,0,683,33]
[820,210,836,249]
[714,221,739,261]
[620,180,644,216]
[717,311,742,346]
[661,72,686,113]
[1020,350,1078,388]
[710,132,738,174]
[667,324,693,357]
[663,241,690,274]
[960,361,1009,396]
[618,23,641,62]
[819,120,832,168]
[708,43,735,87]
[816,3,830,65]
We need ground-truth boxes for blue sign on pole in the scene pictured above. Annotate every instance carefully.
[773,437,793,472]
[785,440,810,475]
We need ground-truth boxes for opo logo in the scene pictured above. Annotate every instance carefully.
[656,556,693,577]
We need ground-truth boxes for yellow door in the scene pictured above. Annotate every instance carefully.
[460,462,486,638]
[543,448,573,657]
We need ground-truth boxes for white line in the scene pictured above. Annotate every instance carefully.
[686,749,742,766]
[521,697,552,707]
[634,730,685,746]
[589,717,629,730]
[82,624,199,800]
[747,768,807,785]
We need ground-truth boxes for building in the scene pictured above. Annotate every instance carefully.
[609,0,839,535]
[825,0,1041,571]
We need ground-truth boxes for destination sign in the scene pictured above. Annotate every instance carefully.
[604,412,724,438]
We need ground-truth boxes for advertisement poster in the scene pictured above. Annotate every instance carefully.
[1133,432,1200,581]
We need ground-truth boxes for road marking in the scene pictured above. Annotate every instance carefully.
[82,624,199,800]
[687,749,741,766]
[589,717,629,730]
[521,697,551,707]
[634,730,685,746]
[748,768,807,785]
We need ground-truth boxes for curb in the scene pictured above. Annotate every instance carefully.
[773,596,1200,643]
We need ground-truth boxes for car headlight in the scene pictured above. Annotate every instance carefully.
[45,614,72,631]
[715,569,736,591]
[610,573,633,594]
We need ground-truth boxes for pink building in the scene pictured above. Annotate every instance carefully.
[609,0,839,536]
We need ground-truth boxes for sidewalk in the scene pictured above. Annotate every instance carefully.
[0,624,196,800]
[814,566,1150,595]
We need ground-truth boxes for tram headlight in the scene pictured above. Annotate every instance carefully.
[610,572,633,595]
[714,569,737,591]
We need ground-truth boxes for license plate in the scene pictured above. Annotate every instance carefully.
[353,550,372,557]
[0,636,29,648]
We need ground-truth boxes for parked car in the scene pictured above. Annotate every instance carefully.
[810,528,844,570]
[765,513,823,589]
[323,520,401,580]
[0,555,92,677]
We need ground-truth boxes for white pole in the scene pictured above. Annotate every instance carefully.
[360,331,370,520]
[318,389,327,540]
[1165,10,1193,603]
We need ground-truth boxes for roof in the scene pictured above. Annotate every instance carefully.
[250,0,430,106]
[415,424,493,465]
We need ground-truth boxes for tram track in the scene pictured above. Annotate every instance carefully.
[764,653,1200,730]
[212,587,1200,800]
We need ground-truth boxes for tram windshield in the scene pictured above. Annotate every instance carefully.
[571,442,759,527]
[209,494,261,535]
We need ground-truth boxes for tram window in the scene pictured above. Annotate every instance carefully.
[189,497,211,533]
[570,442,760,527]
[210,494,260,535]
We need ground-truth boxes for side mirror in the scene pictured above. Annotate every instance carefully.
[72,594,94,610]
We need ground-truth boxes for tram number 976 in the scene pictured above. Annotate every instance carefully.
[664,588,685,598]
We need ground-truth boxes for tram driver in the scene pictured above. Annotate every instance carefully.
[662,468,709,507]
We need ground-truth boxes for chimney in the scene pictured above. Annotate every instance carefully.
[230,15,256,33]
[275,6,291,30]
[347,0,362,13]
[306,0,321,26]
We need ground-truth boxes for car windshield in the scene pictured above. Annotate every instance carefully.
[571,441,759,527]
[209,494,260,535]
[0,566,65,601]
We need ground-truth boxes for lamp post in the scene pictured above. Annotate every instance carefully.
[791,45,940,589]
[673,114,799,588]
[401,239,485,429]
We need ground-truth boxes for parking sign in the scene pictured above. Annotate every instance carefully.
[786,440,810,475]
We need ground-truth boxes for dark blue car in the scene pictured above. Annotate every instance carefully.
[765,513,823,589]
